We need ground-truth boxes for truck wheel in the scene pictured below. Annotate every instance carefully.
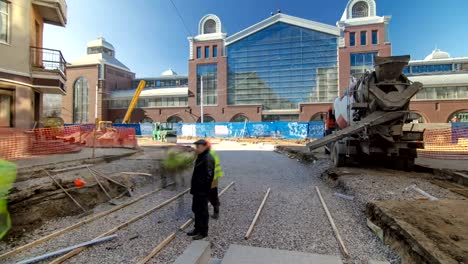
[332,143,346,167]
[394,158,415,171]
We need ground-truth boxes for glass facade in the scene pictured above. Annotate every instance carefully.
[414,86,468,100]
[405,64,453,75]
[227,22,338,109]
[0,0,9,43]
[350,32,355,46]
[350,52,378,78]
[360,31,367,45]
[109,96,188,108]
[213,45,218,57]
[132,78,188,89]
[73,77,89,123]
[197,64,218,105]
[372,30,378,45]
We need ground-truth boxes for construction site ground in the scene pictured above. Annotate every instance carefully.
[1,139,467,263]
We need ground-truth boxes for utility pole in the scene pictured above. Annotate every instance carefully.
[200,75,204,123]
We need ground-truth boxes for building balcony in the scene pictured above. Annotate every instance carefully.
[32,0,67,26]
[30,46,67,94]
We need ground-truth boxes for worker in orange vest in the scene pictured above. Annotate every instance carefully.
[325,106,336,136]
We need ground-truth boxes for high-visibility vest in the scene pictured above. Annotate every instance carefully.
[210,150,223,181]
[0,159,16,239]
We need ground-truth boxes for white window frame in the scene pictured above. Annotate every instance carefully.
[0,0,10,44]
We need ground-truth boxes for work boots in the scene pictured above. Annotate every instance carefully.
[212,206,219,219]
[192,233,207,240]
[186,229,198,236]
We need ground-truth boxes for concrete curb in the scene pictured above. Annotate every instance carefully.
[174,241,211,264]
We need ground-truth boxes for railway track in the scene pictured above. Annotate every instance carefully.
[3,182,235,264]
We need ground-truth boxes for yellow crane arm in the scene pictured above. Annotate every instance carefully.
[122,80,146,124]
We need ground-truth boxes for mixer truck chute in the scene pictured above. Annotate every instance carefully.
[307,55,425,170]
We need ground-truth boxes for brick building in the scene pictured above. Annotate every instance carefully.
[0,0,67,128]
[407,49,468,123]
[61,37,135,123]
[103,0,467,124]
[107,0,393,124]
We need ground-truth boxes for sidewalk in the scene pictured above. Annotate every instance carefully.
[16,148,138,169]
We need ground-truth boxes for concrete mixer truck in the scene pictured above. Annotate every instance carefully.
[307,55,425,170]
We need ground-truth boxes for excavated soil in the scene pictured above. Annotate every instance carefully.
[367,200,468,264]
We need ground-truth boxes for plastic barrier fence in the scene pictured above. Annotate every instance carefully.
[0,125,138,161]
[418,123,468,160]
[176,122,325,139]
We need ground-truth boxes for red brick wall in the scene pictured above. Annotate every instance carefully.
[339,23,392,94]
[299,103,333,122]
[63,65,99,123]
[102,65,135,120]
[410,100,468,123]
[63,64,135,123]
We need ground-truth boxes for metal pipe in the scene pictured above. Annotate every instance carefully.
[16,235,117,264]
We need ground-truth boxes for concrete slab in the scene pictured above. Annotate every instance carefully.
[368,260,390,264]
[174,241,211,264]
[221,244,343,264]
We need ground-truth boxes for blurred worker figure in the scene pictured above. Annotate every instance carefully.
[0,159,16,240]
[187,139,215,240]
[325,106,336,136]
[207,144,223,219]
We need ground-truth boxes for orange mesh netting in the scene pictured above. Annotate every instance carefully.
[418,127,468,160]
[0,125,138,161]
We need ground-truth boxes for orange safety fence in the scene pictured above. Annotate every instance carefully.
[418,127,468,160]
[0,125,138,161]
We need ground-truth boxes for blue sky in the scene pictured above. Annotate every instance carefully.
[44,0,468,77]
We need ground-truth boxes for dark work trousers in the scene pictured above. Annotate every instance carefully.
[208,187,220,213]
[192,195,209,236]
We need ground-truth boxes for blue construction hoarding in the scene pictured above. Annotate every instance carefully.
[76,121,324,139]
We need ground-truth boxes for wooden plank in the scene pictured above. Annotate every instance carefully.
[136,233,176,264]
[0,186,167,260]
[315,186,350,258]
[49,188,190,264]
[50,165,90,173]
[88,167,113,201]
[245,188,271,240]
[44,170,87,213]
[431,180,468,198]
[179,181,235,231]
[121,172,152,176]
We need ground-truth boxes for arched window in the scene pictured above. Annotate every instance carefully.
[203,19,217,34]
[408,112,426,124]
[352,1,369,18]
[197,115,215,123]
[448,110,468,123]
[310,112,327,121]
[141,117,153,123]
[167,115,183,123]
[230,114,249,123]
[73,77,89,124]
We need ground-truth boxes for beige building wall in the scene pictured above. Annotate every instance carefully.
[0,0,31,75]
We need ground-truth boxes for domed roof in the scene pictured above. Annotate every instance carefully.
[424,49,451,61]
[161,69,178,76]
[87,37,115,51]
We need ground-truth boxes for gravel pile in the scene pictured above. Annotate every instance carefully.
[3,142,422,263]
[153,144,398,263]
[328,167,463,203]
